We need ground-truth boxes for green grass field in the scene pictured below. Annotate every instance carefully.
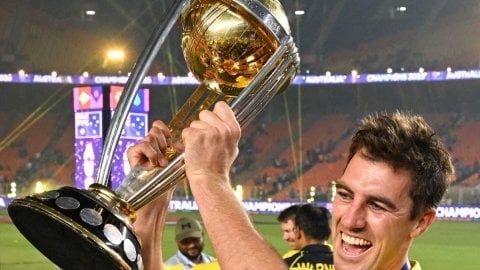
[1,210,480,269]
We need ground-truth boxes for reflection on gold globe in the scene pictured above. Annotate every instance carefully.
[181,0,291,97]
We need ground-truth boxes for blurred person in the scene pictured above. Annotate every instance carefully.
[277,204,301,258]
[132,103,453,270]
[284,204,334,269]
[164,217,215,270]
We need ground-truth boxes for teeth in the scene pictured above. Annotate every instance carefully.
[342,233,372,246]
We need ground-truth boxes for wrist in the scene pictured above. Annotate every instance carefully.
[188,173,234,202]
[188,172,230,187]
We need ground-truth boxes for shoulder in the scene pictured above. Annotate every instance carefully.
[164,254,181,266]
[163,263,184,270]
[192,261,221,270]
[301,244,334,264]
[201,253,216,263]
[284,250,302,265]
[303,244,333,254]
[282,249,300,259]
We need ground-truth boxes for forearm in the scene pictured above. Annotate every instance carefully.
[190,175,287,270]
[134,190,173,270]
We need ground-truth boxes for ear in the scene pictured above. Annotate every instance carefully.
[295,226,302,240]
[409,208,436,239]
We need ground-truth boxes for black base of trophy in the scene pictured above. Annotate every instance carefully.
[8,185,142,270]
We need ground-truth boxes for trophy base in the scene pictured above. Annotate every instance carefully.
[8,186,143,270]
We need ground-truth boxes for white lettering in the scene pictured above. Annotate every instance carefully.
[0,74,13,82]
[32,75,63,83]
[407,72,428,81]
[436,206,480,220]
[142,76,152,84]
[93,76,129,84]
[171,76,200,85]
[366,73,408,83]
[446,70,480,80]
[168,200,199,211]
[305,75,347,84]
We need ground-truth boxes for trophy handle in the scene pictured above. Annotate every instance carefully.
[166,83,233,158]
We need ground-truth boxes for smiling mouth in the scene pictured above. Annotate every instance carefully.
[341,233,372,255]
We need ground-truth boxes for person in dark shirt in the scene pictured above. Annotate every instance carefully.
[284,204,334,270]
[277,204,301,258]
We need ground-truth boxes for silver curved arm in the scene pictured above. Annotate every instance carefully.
[95,0,192,186]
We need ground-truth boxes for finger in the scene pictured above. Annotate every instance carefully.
[211,101,241,141]
[197,109,230,135]
[213,101,239,131]
[150,120,185,158]
[129,120,171,168]
[126,140,160,168]
[150,120,171,143]
[148,120,172,166]
[189,119,214,130]
[149,120,172,148]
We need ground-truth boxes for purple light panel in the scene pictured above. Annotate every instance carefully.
[74,86,149,190]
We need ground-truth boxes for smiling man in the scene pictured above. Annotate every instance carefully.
[132,105,453,270]
[331,112,454,270]
[277,204,301,258]
[164,217,215,270]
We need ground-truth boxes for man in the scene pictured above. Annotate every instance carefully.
[277,204,301,258]
[284,204,334,270]
[131,102,453,270]
[331,111,453,269]
[164,217,215,270]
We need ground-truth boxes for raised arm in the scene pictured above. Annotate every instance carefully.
[182,101,287,270]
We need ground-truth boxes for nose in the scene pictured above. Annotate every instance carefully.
[185,241,196,248]
[341,202,366,231]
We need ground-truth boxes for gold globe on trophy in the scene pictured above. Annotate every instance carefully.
[181,0,291,97]
[8,0,299,269]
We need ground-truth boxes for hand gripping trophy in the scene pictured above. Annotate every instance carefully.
[8,0,299,269]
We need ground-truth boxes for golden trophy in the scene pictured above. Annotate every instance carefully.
[8,0,299,269]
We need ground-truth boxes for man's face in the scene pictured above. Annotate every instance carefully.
[177,237,204,261]
[332,151,434,270]
[281,219,300,250]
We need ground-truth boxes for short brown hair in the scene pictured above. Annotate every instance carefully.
[347,111,454,219]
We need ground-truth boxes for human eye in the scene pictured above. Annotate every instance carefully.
[336,189,351,201]
[368,201,387,212]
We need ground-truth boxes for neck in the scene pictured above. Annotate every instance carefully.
[192,255,202,264]
[183,252,202,264]
[302,238,326,247]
